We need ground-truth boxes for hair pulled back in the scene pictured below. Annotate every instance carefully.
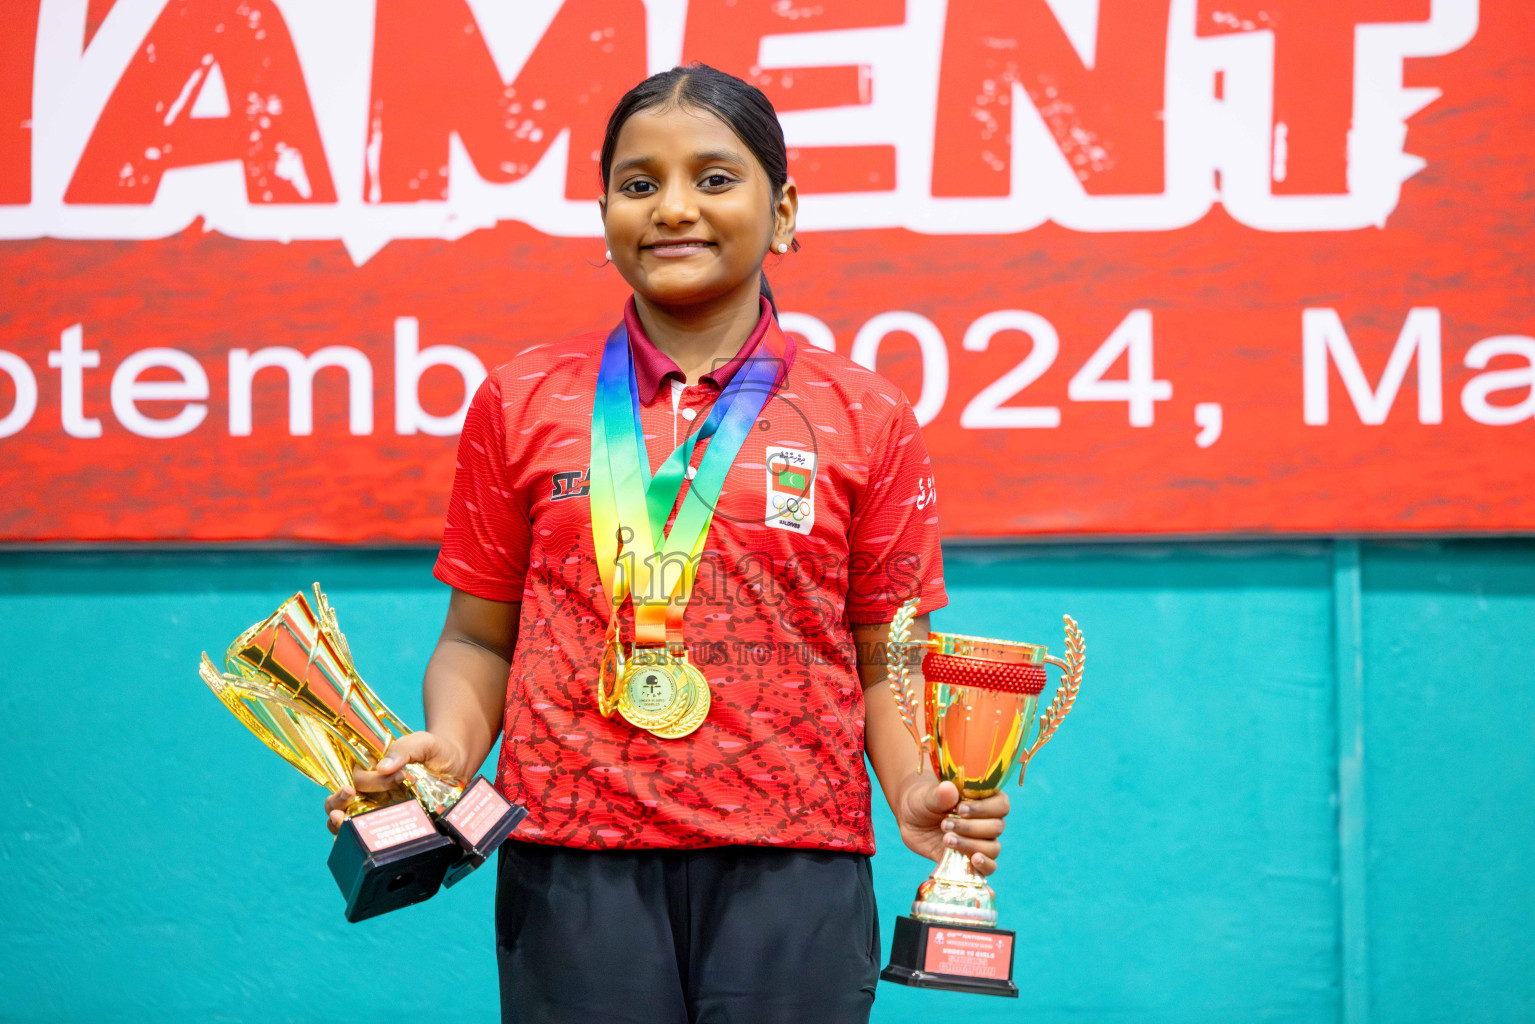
[599,64,797,307]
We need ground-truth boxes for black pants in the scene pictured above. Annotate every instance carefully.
[495,840,880,1024]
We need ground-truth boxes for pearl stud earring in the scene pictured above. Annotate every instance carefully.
[775,242,789,254]
[605,249,612,261]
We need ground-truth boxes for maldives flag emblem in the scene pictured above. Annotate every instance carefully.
[765,447,816,533]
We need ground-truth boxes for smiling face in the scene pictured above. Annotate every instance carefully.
[600,104,796,311]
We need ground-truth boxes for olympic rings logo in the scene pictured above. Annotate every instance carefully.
[774,495,811,522]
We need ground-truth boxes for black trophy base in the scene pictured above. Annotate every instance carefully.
[881,915,1019,997]
[436,776,528,889]
[329,801,461,923]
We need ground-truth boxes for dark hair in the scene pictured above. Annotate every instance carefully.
[599,64,798,307]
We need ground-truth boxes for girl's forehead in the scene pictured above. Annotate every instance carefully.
[612,105,755,163]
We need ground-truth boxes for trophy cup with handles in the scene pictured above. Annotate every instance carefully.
[880,597,1084,996]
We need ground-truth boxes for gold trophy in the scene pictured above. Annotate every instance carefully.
[199,584,525,922]
[880,597,1084,997]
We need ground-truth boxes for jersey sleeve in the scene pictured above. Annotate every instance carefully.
[845,400,948,624]
[432,373,532,602]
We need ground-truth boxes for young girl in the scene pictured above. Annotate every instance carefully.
[326,64,1011,1024]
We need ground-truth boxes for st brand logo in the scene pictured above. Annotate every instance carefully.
[551,469,590,502]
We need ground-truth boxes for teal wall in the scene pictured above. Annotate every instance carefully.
[2,540,1532,1023]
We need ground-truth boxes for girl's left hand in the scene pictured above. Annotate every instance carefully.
[895,777,1009,876]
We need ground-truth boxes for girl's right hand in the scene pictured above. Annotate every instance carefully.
[323,731,467,835]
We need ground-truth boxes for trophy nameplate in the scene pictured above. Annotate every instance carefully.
[883,917,1018,997]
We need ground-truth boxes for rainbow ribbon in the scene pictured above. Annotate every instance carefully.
[590,317,789,647]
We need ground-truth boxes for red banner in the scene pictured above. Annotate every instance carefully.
[1,0,1530,541]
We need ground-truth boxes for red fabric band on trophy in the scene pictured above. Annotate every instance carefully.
[921,654,1048,695]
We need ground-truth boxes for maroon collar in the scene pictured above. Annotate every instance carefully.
[625,296,793,404]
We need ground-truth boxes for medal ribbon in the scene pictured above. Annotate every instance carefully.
[590,314,790,647]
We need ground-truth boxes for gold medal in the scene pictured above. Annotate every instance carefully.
[597,637,624,718]
[615,646,711,738]
[651,659,711,740]
[616,648,690,732]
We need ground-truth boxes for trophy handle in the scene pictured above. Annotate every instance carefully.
[1017,614,1085,785]
[887,597,936,773]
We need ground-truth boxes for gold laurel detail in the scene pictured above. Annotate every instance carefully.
[651,671,712,739]
[1019,614,1085,783]
[886,597,931,772]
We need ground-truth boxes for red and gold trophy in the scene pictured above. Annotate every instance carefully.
[198,584,525,922]
[881,597,1085,997]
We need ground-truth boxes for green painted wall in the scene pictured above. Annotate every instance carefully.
[1,541,1531,1022]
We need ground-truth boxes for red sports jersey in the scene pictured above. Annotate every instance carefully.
[434,298,947,853]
